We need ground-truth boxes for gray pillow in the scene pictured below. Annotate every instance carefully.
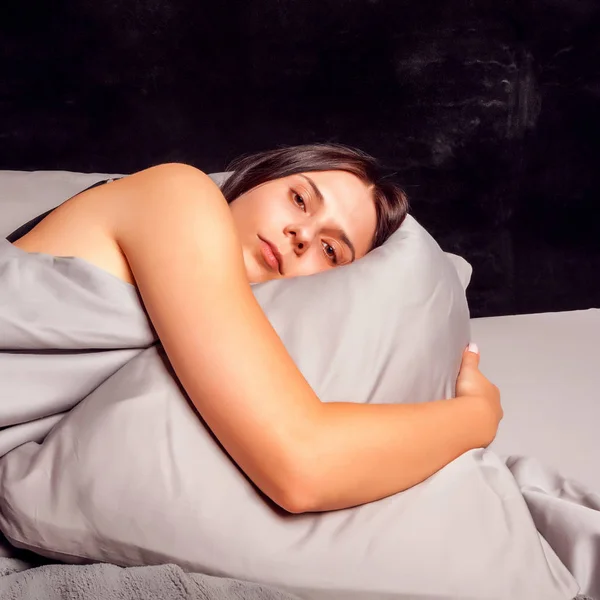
[445,251,472,289]
[0,169,577,598]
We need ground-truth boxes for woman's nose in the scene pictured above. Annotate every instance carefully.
[288,224,316,254]
[294,231,313,253]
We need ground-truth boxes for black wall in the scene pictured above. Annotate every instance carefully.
[2,0,599,317]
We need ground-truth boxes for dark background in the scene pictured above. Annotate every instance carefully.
[1,0,599,317]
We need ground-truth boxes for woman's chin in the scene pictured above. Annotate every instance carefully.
[245,262,271,285]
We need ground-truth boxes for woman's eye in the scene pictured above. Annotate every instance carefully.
[293,192,307,211]
[323,242,338,264]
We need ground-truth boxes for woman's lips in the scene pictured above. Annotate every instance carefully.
[258,237,281,274]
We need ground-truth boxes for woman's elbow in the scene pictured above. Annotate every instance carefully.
[274,478,319,515]
[267,454,321,514]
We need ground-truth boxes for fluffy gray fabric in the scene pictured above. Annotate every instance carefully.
[0,556,595,600]
[0,556,302,600]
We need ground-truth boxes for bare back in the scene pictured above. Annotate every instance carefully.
[11,178,137,286]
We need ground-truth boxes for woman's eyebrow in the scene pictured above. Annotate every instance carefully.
[297,174,356,262]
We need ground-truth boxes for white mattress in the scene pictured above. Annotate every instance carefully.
[472,308,600,493]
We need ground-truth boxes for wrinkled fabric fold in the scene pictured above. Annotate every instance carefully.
[0,238,157,457]
[506,455,600,598]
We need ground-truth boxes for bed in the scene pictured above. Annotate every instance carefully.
[0,170,598,600]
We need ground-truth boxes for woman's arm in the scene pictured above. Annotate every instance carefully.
[301,394,495,512]
[106,163,498,514]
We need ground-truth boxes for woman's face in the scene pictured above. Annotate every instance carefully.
[229,169,377,283]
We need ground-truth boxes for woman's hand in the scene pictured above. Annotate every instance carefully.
[455,343,503,447]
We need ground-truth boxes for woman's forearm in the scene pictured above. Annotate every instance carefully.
[302,395,493,512]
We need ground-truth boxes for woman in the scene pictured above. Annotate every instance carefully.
[9,143,502,514]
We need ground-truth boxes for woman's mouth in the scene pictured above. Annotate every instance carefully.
[258,237,281,274]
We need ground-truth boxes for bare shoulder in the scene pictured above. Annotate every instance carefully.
[12,163,229,287]
[108,163,233,248]
[109,163,242,288]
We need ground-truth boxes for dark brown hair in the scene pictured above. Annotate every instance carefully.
[220,142,409,252]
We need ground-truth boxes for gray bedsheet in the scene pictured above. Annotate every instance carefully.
[0,235,598,599]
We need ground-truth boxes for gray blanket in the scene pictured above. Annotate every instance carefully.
[0,553,302,600]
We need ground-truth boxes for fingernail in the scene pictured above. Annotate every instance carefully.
[468,342,479,354]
